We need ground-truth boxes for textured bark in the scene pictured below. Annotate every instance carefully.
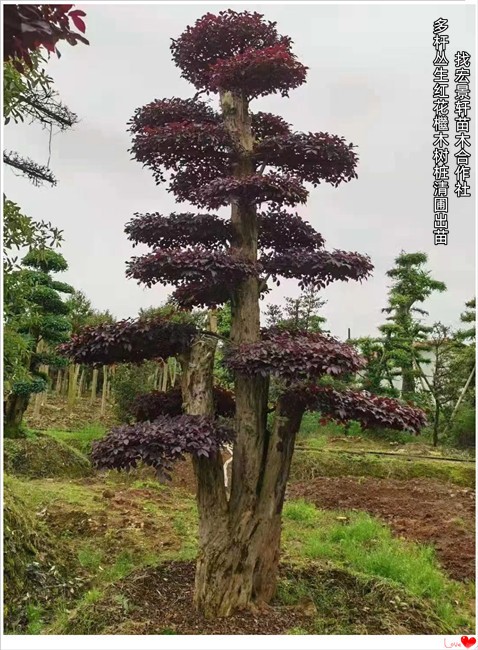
[191,388,304,617]
[187,91,303,618]
[4,393,30,438]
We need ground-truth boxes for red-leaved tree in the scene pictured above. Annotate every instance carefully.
[59,10,426,617]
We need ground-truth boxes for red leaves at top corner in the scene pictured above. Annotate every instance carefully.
[69,9,87,34]
[3,4,88,68]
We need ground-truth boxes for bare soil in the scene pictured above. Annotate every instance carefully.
[288,476,475,582]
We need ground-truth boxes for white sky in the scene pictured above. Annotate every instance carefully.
[3,2,476,339]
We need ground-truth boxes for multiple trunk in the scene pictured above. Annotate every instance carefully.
[178,91,306,617]
[181,333,304,617]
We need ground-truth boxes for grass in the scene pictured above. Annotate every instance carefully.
[5,419,475,635]
[10,475,101,511]
[45,423,106,455]
[290,449,475,487]
[4,435,92,479]
[282,500,474,631]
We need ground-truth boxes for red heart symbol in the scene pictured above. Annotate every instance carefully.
[461,637,476,649]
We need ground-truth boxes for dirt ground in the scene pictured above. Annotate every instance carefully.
[62,560,448,635]
[288,476,475,582]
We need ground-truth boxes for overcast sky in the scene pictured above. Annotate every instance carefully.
[4,2,476,339]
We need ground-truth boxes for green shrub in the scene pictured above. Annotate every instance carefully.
[447,407,475,449]
[111,362,158,422]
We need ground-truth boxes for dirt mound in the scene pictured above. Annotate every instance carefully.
[288,476,475,582]
[4,436,91,479]
[54,560,448,635]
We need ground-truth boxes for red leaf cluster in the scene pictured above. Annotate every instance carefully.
[126,248,257,290]
[251,112,292,140]
[256,133,358,187]
[4,4,88,69]
[125,210,324,254]
[131,386,235,421]
[171,10,295,90]
[128,97,219,133]
[258,210,325,251]
[262,249,374,289]
[130,121,232,187]
[208,44,307,98]
[58,316,197,365]
[225,329,365,380]
[122,210,373,308]
[195,173,308,209]
[125,212,230,250]
[296,385,427,433]
[171,281,232,310]
[91,415,234,474]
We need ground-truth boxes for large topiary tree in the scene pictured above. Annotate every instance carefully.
[59,10,426,617]
[379,252,446,398]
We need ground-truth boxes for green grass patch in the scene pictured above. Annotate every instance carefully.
[282,500,474,631]
[12,475,101,512]
[172,507,198,560]
[45,423,106,455]
[290,449,475,487]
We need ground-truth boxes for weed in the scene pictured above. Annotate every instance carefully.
[283,500,318,525]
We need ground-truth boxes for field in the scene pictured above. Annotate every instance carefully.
[3,396,475,636]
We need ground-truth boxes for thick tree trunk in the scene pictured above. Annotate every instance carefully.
[182,90,304,618]
[190,388,304,617]
[4,393,30,438]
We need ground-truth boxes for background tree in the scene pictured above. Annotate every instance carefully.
[413,323,455,446]
[379,252,446,399]
[444,298,476,444]
[351,336,398,397]
[60,10,426,617]
[3,197,63,272]
[4,249,73,437]
[265,286,327,332]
